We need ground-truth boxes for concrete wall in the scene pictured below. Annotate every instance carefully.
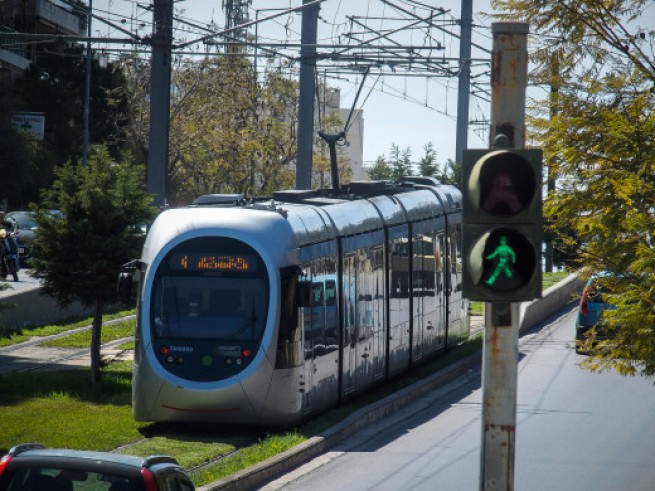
[0,283,91,329]
[519,273,584,333]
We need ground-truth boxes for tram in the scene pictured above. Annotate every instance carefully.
[123,178,468,425]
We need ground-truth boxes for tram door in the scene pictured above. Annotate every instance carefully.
[341,233,386,397]
[299,254,339,416]
[387,225,411,377]
[446,223,466,346]
[411,229,445,362]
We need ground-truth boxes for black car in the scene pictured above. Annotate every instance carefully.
[0,443,195,491]
[5,210,63,265]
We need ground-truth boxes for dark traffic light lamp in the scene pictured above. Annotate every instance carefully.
[462,148,543,302]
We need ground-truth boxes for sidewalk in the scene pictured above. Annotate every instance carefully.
[0,334,133,376]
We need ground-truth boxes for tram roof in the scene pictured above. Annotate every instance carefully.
[189,179,461,248]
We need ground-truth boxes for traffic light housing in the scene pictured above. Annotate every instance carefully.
[462,148,543,302]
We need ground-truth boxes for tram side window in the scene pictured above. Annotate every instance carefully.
[434,232,445,292]
[412,234,437,293]
[276,267,303,368]
[449,226,462,292]
[325,280,336,306]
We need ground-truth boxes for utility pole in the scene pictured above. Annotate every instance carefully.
[82,0,92,166]
[147,0,173,209]
[455,0,473,164]
[223,0,251,52]
[480,22,530,491]
[296,0,320,190]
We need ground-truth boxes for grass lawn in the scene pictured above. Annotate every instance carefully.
[0,362,144,451]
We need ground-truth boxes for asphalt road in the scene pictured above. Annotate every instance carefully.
[262,309,655,491]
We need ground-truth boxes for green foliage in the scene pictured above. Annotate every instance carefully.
[389,143,413,180]
[368,142,460,186]
[28,146,154,383]
[124,57,300,204]
[42,318,135,349]
[494,0,655,376]
[0,364,145,452]
[368,155,394,180]
[30,146,154,309]
[440,158,461,187]
[418,142,439,177]
[0,45,131,209]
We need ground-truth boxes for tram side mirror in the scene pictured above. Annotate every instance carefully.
[117,271,134,300]
[297,280,312,308]
[117,259,141,302]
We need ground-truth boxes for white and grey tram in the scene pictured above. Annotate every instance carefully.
[128,178,468,425]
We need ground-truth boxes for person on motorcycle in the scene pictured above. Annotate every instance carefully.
[0,211,12,231]
[0,211,19,281]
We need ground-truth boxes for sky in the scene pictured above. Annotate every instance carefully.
[88,1,505,166]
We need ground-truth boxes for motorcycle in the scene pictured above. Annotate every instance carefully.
[0,228,19,282]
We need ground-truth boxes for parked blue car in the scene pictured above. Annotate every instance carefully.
[575,273,616,353]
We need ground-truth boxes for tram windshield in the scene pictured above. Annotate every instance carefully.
[150,238,269,342]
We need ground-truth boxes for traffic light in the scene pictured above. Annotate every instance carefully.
[462,148,543,302]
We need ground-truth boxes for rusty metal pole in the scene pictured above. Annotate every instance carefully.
[480,21,529,491]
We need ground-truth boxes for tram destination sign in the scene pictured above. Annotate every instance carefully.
[169,253,257,272]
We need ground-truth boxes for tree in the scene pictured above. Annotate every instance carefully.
[121,57,300,204]
[418,142,439,178]
[0,44,130,209]
[19,45,129,156]
[491,0,655,376]
[440,158,461,187]
[387,143,413,180]
[29,146,155,384]
[367,155,394,180]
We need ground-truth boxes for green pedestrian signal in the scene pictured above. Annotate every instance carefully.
[485,235,516,286]
[462,147,542,302]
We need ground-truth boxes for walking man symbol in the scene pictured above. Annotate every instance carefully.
[485,235,516,286]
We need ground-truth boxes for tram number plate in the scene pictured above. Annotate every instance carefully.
[214,346,241,357]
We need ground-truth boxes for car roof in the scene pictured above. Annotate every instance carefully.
[7,445,178,469]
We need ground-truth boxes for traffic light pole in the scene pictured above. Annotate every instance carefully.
[480,22,529,491]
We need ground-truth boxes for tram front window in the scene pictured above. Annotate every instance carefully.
[152,277,267,341]
[150,238,269,343]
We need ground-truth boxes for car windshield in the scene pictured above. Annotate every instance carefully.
[8,213,36,230]
[1,466,143,491]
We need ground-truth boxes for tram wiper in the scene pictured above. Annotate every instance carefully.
[223,315,257,341]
